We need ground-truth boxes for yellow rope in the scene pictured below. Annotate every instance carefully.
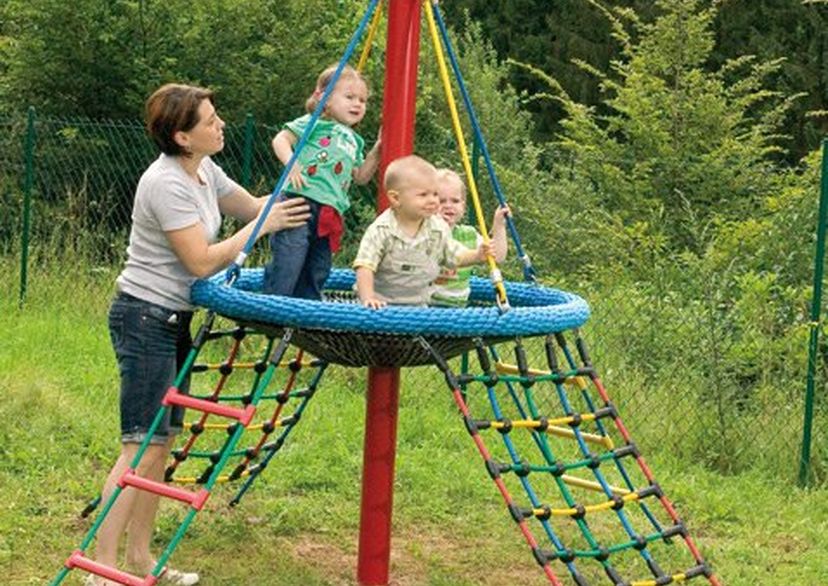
[357,0,384,72]
[423,0,510,310]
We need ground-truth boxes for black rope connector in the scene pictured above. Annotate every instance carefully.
[245,447,260,459]
[226,423,240,436]
[536,504,552,521]
[685,563,713,578]
[587,452,601,469]
[611,494,625,510]
[508,502,529,523]
[544,335,560,372]
[261,422,276,434]
[172,450,187,462]
[633,534,648,551]
[550,461,566,477]
[209,453,221,464]
[595,547,610,562]
[568,413,582,428]
[575,335,593,367]
[638,483,662,499]
[254,360,267,374]
[613,444,638,459]
[515,459,531,477]
[241,393,253,406]
[463,415,478,436]
[474,340,492,373]
[276,392,290,405]
[457,374,475,385]
[232,327,246,341]
[229,464,246,481]
[218,363,233,376]
[190,423,204,435]
[485,458,503,479]
[558,549,576,564]
[288,358,302,373]
[661,522,688,541]
[197,466,214,485]
[496,418,513,434]
[532,547,552,567]
[535,416,549,432]
[571,504,586,520]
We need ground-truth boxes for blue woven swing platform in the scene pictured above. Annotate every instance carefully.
[191,268,590,367]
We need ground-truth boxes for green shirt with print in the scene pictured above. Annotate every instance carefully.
[284,114,365,214]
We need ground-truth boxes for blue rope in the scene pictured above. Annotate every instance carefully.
[193,269,590,338]
[432,5,536,283]
[223,0,381,283]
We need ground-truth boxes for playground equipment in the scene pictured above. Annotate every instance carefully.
[53,1,719,584]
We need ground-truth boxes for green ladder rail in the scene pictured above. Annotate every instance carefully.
[51,322,296,586]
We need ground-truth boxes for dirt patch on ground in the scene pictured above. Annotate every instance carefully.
[286,525,550,585]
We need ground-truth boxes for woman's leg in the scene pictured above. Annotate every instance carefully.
[124,438,174,572]
[92,442,169,584]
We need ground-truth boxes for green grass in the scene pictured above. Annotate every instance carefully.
[2,261,828,585]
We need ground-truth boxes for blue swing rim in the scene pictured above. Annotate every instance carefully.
[191,268,590,338]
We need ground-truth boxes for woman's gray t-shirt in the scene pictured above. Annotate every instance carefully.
[116,154,240,310]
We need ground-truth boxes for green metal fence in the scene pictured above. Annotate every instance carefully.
[2,109,825,486]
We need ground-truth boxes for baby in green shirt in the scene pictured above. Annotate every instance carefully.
[431,168,509,307]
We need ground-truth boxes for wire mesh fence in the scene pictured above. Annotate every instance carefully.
[1,109,824,487]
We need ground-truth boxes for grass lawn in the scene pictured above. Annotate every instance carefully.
[2,266,827,585]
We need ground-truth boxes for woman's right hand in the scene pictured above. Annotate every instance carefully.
[261,197,311,234]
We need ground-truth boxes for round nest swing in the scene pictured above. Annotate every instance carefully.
[191,268,590,368]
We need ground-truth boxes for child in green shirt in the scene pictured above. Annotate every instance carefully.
[431,168,509,307]
[263,64,381,299]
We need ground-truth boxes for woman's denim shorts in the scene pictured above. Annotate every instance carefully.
[108,292,193,445]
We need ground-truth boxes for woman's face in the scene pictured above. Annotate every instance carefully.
[180,99,225,156]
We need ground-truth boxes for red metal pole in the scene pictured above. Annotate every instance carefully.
[357,1,421,584]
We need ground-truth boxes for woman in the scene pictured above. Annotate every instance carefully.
[87,84,310,586]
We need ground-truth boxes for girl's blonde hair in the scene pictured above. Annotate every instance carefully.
[436,168,468,198]
[305,64,369,114]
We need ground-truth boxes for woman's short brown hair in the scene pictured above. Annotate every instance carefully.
[305,64,368,114]
[145,83,214,156]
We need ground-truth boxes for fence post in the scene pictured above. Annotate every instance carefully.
[799,137,828,487]
[241,113,254,189]
[19,106,36,308]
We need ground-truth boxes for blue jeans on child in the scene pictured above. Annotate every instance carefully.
[262,196,332,299]
[108,292,193,445]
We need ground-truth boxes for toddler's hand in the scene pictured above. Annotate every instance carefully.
[286,163,307,191]
[477,241,493,263]
[362,297,387,310]
[492,205,511,228]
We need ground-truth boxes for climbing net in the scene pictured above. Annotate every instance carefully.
[421,333,716,585]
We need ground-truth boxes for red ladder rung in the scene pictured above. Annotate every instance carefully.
[162,387,256,425]
[66,551,158,586]
[118,470,210,510]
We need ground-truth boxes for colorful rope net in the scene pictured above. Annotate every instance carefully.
[421,333,718,586]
